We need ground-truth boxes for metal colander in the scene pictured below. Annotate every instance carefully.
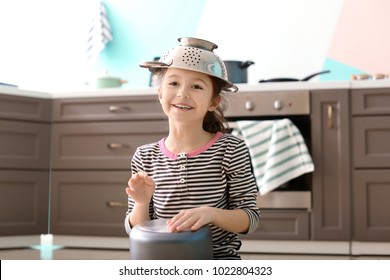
[140,37,238,92]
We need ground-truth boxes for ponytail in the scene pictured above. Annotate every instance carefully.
[202,77,228,133]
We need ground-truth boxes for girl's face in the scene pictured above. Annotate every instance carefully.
[158,68,220,126]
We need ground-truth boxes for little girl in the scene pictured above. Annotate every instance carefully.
[125,37,260,259]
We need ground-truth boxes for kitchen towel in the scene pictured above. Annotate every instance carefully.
[85,1,113,62]
[234,119,314,195]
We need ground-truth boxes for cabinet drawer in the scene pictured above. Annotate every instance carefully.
[0,94,51,122]
[50,171,130,236]
[351,89,390,115]
[0,170,49,235]
[52,96,165,121]
[353,116,390,168]
[353,170,390,241]
[240,210,310,240]
[51,120,168,169]
[0,120,51,169]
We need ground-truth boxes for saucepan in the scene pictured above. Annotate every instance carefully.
[85,71,128,88]
[130,218,213,260]
[224,60,255,83]
[259,70,331,83]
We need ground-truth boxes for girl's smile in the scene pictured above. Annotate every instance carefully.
[172,102,193,111]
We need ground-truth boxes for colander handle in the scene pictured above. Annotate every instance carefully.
[179,37,218,51]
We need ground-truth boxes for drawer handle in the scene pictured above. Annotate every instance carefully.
[107,143,129,149]
[327,105,333,129]
[106,201,128,208]
[109,105,130,112]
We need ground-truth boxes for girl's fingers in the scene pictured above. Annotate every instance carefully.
[167,212,198,232]
[144,176,155,187]
[138,172,155,187]
[125,187,133,196]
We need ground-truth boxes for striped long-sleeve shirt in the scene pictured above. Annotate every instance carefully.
[125,132,261,259]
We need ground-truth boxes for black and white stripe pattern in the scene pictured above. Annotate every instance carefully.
[125,133,261,259]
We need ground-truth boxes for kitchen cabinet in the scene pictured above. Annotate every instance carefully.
[0,93,51,235]
[51,121,167,169]
[241,210,310,240]
[2,84,390,250]
[50,171,132,235]
[351,88,390,241]
[50,95,168,236]
[51,95,165,122]
[310,89,351,240]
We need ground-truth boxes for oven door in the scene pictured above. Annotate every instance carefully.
[227,116,312,210]
[256,189,312,210]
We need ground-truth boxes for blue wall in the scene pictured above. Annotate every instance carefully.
[96,0,207,89]
[4,0,383,92]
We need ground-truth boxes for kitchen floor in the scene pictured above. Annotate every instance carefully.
[1,235,389,260]
[1,247,389,260]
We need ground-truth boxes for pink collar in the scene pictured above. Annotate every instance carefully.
[159,132,222,160]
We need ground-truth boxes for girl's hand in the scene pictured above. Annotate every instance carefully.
[167,207,214,232]
[126,171,155,205]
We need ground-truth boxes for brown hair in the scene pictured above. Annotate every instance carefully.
[202,77,228,134]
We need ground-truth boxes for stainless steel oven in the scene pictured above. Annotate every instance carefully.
[224,90,312,209]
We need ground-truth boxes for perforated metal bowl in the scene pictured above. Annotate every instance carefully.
[140,37,238,92]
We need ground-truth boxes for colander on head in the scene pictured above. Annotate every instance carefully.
[140,37,239,93]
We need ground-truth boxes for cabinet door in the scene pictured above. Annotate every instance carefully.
[351,88,390,116]
[0,120,51,169]
[353,116,390,168]
[0,94,51,122]
[353,170,390,241]
[0,170,49,235]
[310,90,351,240]
[51,120,168,169]
[50,171,130,236]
